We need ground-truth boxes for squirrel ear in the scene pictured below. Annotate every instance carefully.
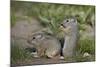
[70,17,77,23]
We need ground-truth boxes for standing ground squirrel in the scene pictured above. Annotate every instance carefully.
[60,17,79,58]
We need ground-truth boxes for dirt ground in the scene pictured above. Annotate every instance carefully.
[11,57,74,66]
[11,55,95,67]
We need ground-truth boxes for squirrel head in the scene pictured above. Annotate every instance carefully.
[60,17,77,28]
[27,33,45,45]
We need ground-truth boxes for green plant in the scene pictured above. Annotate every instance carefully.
[11,13,17,27]
[11,42,32,64]
[11,1,95,37]
[77,38,95,54]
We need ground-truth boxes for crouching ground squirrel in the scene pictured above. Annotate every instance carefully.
[27,32,61,59]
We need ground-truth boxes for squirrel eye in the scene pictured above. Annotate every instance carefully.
[32,37,35,39]
[66,19,69,22]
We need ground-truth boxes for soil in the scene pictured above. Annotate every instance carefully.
[11,55,95,67]
[12,57,73,66]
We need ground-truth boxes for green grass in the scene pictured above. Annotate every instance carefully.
[11,13,17,27]
[11,1,95,37]
[11,42,33,64]
[77,37,95,55]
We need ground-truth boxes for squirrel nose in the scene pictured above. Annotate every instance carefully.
[61,24,63,26]
[60,24,66,28]
[60,24,64,27]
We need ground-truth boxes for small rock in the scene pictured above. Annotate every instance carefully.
[83,52,91,57]
[60,56,64,60]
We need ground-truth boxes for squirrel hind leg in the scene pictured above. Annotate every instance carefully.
[46,50,61,59]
